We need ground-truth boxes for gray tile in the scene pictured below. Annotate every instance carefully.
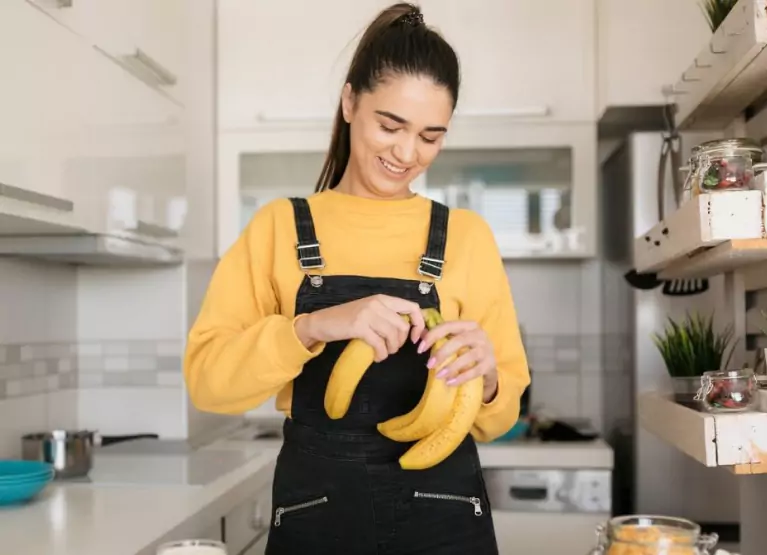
[58,358,75,373]
[554,336,580,349]
[157,341,182,357]
[104,357,130,372]
[103,342,131,356]
[0,380,5,400]
[129,341,158,356]
[59,372,78,390]
[103,372,158,387]
[555,359,581,373]
[157,356,182,371]
[79,373,103,388]
[79,356,104,372]
[129,356,158,372]
[5,345,20,364]
[555,348,581,362]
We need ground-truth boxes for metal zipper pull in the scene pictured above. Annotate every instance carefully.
[470,497,483,516]
[274,507,285,527]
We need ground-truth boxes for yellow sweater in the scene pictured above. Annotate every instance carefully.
[184,189,530,442]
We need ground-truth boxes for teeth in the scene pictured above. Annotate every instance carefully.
[380,158,407,174]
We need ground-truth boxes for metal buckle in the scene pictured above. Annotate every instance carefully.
[297,242,325,270]
[418,256,444,280]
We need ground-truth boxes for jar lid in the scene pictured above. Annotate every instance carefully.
[691,137,763,157]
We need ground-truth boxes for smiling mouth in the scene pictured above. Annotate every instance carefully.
[377,156,410,176]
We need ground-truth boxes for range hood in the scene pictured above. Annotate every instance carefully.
[0,234,184,266]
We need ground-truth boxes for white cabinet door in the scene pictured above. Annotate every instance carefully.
[422,0,597,123]
[493,512,607,555]
[218,0,385,128]
[218,0,596,128]
[224,484,272,555]
[597,0,711,115]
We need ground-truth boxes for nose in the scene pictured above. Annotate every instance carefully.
[391,134,418,166]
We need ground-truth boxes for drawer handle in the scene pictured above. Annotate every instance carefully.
[509,486,547,501]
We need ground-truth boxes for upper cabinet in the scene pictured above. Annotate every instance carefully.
[217,0,597,129]
[422,0,597,123]
[596,0,712,116]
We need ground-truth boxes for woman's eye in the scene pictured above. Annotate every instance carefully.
[421,137,437,144]
[380,125,397,133]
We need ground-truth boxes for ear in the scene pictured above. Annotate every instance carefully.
[341,83,355,123]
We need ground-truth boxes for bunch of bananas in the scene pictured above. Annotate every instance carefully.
[323,308,483,470]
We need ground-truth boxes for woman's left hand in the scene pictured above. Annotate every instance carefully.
[416,321,498,403]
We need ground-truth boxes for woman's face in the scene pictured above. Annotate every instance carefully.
[341,74,454,200]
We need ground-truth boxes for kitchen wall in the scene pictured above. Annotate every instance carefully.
[505,260,604,430]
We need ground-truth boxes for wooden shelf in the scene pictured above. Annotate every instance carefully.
[658,238,767,279]
[668,0,767,130]
[634,190,766,276]
[639,392,767,473]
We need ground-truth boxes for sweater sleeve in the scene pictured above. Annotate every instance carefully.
[458,214,531,443]
[183,202,325,414]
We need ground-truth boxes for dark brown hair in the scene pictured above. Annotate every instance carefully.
[315,3,460,192]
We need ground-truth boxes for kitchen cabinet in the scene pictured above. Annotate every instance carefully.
[217,0,596,129]
[422,0,596,123]
[596,0,711,116]
[224,484,271,555]
[27,0,184,102]
[242,535,268,555]
[0,1,184,241]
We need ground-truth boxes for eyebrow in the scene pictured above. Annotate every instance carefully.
[375,110,448,133]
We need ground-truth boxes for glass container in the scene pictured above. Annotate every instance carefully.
[695,368,759,413]
[587,515,718,555]
[682,138,767,197]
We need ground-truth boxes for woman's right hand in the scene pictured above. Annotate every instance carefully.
[295,295,426,362]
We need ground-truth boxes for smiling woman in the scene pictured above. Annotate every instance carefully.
[184,3,530,555]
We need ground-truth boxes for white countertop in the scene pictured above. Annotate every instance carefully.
[0,419,614,555]
[0,438,279,555]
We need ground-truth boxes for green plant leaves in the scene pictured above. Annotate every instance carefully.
[700,0,738,32]
[651,312,737,377]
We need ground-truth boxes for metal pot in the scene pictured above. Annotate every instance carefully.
[21,430,95,479]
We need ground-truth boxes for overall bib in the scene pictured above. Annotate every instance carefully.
[265,197,499,555]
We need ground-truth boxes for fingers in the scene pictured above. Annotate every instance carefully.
[418,321,479,355]
[443,358,493,387]
[422,326,483,369]
[370,316,405,356]
[360,330,389,363]
[376,295,425,343]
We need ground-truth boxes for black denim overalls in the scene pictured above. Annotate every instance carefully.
[265,197,498,555]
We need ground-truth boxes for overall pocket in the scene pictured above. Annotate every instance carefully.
[273,495,329,527]
[413,491,483,516]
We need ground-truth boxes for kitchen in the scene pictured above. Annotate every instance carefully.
[0,0,766,553]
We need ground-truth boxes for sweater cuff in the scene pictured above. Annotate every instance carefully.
[272,314,325,370]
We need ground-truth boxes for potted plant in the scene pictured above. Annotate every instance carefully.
[652,312,737,406]
[701,0,739,32]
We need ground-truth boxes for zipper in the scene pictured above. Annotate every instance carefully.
[274,496,328,527]
[413,491,483,516]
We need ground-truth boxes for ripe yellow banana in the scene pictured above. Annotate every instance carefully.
[324,314,412,420]
[377,308,457,441]
[398,376,484,470]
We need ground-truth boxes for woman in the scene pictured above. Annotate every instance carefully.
[184,3,530,554]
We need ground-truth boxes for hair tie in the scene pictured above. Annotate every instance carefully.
[399,11,424,26]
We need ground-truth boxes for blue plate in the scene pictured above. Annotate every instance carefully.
[493,420,530,443]
[0,460,54,479]
[0,478,51,506]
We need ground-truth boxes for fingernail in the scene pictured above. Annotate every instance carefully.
[426,357,436,368]
[417,342,427,354]
[446,378,458,386]
[436,369,447,379]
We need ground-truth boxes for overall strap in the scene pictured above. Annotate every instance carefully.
[288,197,324,271]
[418,201,449,280]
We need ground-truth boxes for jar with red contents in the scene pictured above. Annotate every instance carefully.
[682,138,767,197]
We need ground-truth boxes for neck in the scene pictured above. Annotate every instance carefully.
[334,166,414,200]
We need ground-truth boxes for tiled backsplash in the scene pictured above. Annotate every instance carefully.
[0,340,183,400]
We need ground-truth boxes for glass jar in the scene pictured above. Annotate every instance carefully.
[587,515,718,555]
[682,137,767,197]
[695,368,759,413]
[156,540,228,555]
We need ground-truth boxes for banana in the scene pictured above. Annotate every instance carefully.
[324,314,412,420]
[398,376,484,470]
[324,339,376,419]
[377,309,457,441]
